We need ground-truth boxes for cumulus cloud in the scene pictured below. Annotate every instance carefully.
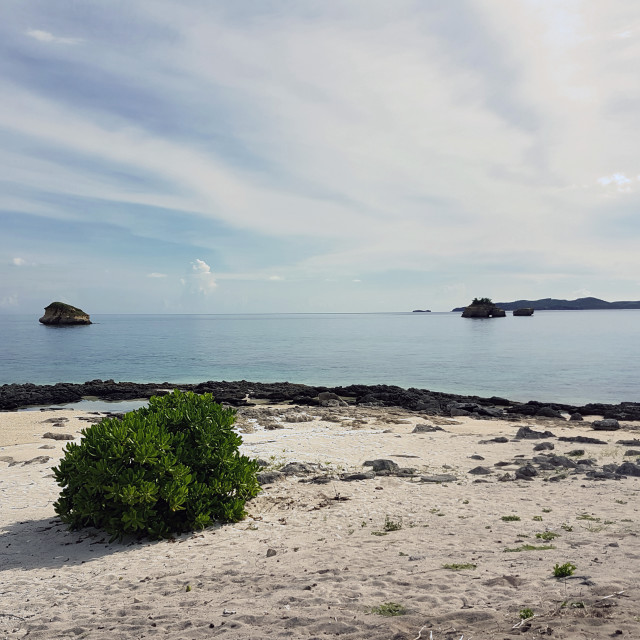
[25,29,83,45]
[187,259,217,294]
[11,257,27,266]
[147,272,167,278]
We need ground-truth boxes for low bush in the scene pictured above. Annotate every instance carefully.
[53,390,261,540]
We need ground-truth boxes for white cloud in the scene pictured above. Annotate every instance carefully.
[268,275,283,281]
[25,29,83,45]
[188,259,217,294]
[147,272,167,278]
[11,257,27,266]
[597,173,633,192]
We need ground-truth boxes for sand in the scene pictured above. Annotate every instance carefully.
[1,404,640,639]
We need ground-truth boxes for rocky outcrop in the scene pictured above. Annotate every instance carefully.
[513,308,534,316]
[39,302,91,326]
[461,303,506,318]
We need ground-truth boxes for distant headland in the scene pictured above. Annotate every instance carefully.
[451,297,640,312]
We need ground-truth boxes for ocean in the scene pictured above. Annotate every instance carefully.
[1,311,638,406]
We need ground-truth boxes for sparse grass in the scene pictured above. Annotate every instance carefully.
[553,562,576,578]
[615,499,628,504]
[532,515,543,521]
[371,531,387,536]
[561,523,573,532]
[501,515,521,521]
[384,516,403,531]
[399,551,408,556]
[504,544,555,553]
[442,562,477,570]
[536,531,560,541]
[542,508,552,513]
[462,499,470,504]
[519,608,534,619]
[369,602,406,616]
[576,513,600,522]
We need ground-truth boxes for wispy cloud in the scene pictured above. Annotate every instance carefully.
[11,257,27,266]
[25,29,83,45]
[147,272,167,278]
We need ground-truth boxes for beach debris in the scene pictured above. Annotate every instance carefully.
[42,432,74,440]
[266,548,277,557]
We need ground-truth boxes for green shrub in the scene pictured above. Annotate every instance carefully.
[471,297,493,306]
[53,390,261,540]
[553,562,576,578]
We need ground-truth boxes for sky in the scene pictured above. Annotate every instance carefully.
[1,0,640,314]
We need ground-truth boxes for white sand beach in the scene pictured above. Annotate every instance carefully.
[1,405,639,639]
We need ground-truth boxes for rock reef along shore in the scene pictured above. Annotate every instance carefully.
[1,379,639,421]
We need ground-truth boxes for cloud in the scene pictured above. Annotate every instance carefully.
[147,272,167,278]
[11,257,27,266]
[187,259,217,294]
[597,173,633,192]
[25,29,83,45]
[268,275,283,281]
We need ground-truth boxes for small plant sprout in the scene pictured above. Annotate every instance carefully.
[536,531,560,541]
[553,562,577,578]
[383,516,403,531]
[532,515,543,521]
[501,515,520,522]
[519,608,534,619]
[369,602,406,616]
[443,562,477,570]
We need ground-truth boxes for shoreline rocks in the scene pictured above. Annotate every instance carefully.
[39,302,91,326]
[1,379,640,421]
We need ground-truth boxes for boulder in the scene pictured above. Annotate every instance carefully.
[592,419,620,431]
[39,302,91,325]
[513,308,534,316]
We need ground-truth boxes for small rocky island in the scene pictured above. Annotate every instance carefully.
[39,302,91,326]
[461,297,506,318]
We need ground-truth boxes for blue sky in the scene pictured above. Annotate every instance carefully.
[2,1,640,313]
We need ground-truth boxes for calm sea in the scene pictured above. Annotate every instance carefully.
[1,311,638,406]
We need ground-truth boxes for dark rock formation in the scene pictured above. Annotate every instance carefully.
[461,303,506,318]
[513,308,534,316]
[39,302,91,325]
[592,419,621,431]
[412,309,431,313]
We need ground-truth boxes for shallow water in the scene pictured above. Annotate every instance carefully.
[2,310,639,405]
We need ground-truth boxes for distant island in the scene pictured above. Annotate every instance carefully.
[451,297,640,312]
[412,309,431,313]
[39,301,91,325]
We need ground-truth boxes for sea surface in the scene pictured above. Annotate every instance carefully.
[1,311,638,406]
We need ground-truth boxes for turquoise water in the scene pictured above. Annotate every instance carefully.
[1,311,638,405]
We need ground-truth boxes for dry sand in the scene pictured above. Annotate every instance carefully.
[1,405,639,639]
